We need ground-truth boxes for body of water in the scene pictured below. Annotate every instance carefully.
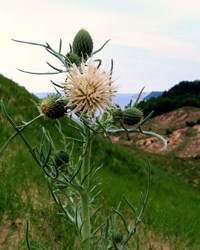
[35,92,149,109]
[113,93,138,108]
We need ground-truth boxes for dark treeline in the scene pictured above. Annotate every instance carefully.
[138,80,200,117]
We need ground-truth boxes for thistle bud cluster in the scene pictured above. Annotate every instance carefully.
[65,28,93,66]
[102,104,143,129]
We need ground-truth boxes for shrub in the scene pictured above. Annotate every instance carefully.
[165,128,173,135]
[186,121,195,127]
[196,118,200,125]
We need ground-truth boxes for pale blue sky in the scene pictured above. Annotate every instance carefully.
[0,0,200,93]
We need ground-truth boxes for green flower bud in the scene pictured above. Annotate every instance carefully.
[122,107,143,125]
[72,29,93,59]
[65,52,81,67]
[111,107,123,122]
[40,94,66,119]
[54,150,70,167]
[113,231,123,244]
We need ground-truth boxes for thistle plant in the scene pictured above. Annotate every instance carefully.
[1,29,167,249]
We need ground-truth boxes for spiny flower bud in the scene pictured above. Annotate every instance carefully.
[113,231,123,244]
[54,150,70,167]
[72,29,93,60]
[111,107,123,122]
[65,52,81,67]
[122,106,143,125]
[40,94,66,119]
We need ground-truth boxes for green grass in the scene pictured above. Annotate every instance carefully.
[92,138,200,248]
[0,74,200,249]
[126,146,200,189]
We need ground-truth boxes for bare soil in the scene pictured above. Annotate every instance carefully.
[112,107,200,158]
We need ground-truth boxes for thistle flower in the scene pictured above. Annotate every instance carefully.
[54,150,70,167]
[72,29,93,60]
[39,94,66,119]
[113,231,123,244]
[111,107,123,122]
[63,60,116,118]
[122,106,143,125]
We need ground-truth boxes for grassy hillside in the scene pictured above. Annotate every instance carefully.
[0,74,200,249]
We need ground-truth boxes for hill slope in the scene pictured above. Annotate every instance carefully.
[0,74,200,249]
[115,107,200,158]
[138,80,200,117]
[112,106,200,189]
[143,91,163,101]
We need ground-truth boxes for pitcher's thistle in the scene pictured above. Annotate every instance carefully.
[63,60,116,117]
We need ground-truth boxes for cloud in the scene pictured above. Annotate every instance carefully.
[0,0,200,93]
[156,0,200,17]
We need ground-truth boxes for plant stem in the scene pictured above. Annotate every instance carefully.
[81,125,93,249]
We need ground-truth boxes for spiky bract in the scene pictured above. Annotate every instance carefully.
[65,52,81,67]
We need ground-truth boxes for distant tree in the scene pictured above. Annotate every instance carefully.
[138,80,200,117]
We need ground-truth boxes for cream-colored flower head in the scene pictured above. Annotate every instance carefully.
[63,59,117,117]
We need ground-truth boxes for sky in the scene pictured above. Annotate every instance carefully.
[0,0,200,94]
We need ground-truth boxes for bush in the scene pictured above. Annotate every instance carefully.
[166,128,173,135]
[186,121,195,127]
[196,118,200,125]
